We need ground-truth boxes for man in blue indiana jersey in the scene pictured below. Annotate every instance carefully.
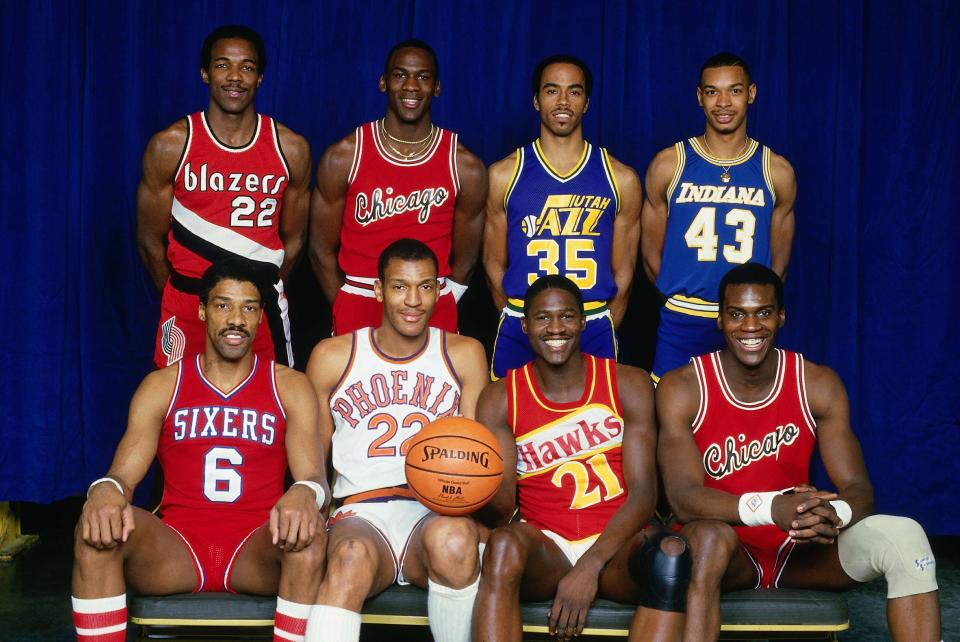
[484,54,643,380]
[641,52,797,383]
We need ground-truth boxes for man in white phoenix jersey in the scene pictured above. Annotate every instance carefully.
[304,238,488,642]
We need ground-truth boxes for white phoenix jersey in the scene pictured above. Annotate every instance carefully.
[329,327,462,498]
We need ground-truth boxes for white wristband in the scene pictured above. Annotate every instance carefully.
[87,477,124,499]
[446,279,468,302]
[830,500,853,528]
[738,491,778,527]
[292,480,326,512]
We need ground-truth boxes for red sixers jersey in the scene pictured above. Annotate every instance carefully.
[158,355,288,521]
[168,112,290,278]
[340,121,459,277]
[508,355,627,542]
[691,349,817,584]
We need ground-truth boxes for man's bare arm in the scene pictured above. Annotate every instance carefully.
[768,152,797,279]
[136,122,187,291]
[639,146,678,284]
[304,334,354,460]
[606,156,642,327]
[482,152,518,311]
[475,380,515,527]
[446,334,489,419]
[308,135,355,303]
[275,125,312,281]
[448,144,488,287]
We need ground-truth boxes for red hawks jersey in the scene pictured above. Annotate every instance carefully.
[158,355,288,519]
[168,112,290,278]
[508,355,627,542]
[340,121,459,277]
[691,349,817,560]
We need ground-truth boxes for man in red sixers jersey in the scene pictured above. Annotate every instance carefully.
[71,259,329,642]
[474,275,689,642]
[137,25,311,368]
[309,39,487,334]
[657,263,941,641]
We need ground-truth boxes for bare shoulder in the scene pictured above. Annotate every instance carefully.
[133,363,180,409]
[799,356,847,409]
[144,118,188,164]
[612,363,654,411]
[476,378,508,423]
[604,152,642,192]
[454,140,484,172]
[487,149,521,189]
[655,362,700,414]
[444,332,487,366]
[317,130,359,178]
[275,121,311,164]
[305,334,354,387]
[645,144,679,178]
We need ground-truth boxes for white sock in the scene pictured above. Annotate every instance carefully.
[427,576,480,642]
[274,596,312,641]
[71,594,127,641]
[304,604,361,642]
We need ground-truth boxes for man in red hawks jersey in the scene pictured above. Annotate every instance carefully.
[657,263,941,641]
[137,25,311,368]
[309,39,487,335]
[474,275,689,642]
[71,259,329,642]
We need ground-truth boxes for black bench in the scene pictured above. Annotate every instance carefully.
[130,584,848,640]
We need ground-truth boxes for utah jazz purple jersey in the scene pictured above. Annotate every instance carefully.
[503,140,620,304]
[656,138,775,317]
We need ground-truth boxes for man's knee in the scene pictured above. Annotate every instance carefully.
[73,526,122,569]
[421,517,479,583]
[325,536,380,585]
[284,530,328,574]
[629,531,692,613]
[481,527,527,585]
[838,514,938,599]
[682,520,740,572]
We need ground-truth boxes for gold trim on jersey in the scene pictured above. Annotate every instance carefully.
[665,294,720,318]
[533,139,589,180]
[762,145,777,204]
[523,355,598,412]
[688,136,759,167]
[503,148,524,211]
[599,148,621,215]
[665,141,686,208]
[517,441,622,480]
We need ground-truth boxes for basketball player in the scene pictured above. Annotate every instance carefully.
[485,54,642,380]
[309,40,487,335]
[473,275,690,642]
[137,25,311,368]
[304,239,488,642]
[72,259,329,642]
[641,52,797,383]
[657,263,941,641]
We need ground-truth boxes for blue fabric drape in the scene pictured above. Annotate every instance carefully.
[1,0,957,533]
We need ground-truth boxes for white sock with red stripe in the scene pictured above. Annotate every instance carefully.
[71,594,127,642]
[273,597,311,642]
[304,604,361,642]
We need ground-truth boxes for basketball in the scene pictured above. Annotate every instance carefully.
[404,417,504,516]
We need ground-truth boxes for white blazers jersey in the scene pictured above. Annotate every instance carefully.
[329,327,462,498]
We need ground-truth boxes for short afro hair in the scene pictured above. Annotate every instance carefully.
[200,24,267,75]
[531,54,593,97]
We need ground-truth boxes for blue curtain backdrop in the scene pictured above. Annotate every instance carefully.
[1,0,958,533]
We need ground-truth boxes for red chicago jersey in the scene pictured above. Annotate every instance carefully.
[168,112,290,278]
[508,355,627,542]
[339,121,459,278]
[691,349,817,572]
[158,355,288,521]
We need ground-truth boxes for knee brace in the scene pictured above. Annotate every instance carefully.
[629,531,691,613]
[837,514,938,599]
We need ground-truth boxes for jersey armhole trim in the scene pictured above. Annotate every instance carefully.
[440,331,464,392]
[346,125,364,186]
[271,117,292,179]
[503,148,524,211]
[508,369,518,433]
[448,132,461,196]
[762,146,777,205]
[173,115,194,184]
[270,361,287,421]
[691,356,708,433]
[665,142,686,216]
[162,360,185,421]
[796,354,817,437]
[329,332,359,400]
[600,148,621,216]
[605,359,624,416]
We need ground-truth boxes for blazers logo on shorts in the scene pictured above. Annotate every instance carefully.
[161,317,186,366]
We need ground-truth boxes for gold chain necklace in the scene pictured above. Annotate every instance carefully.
[701,136,751,183]
[378,120,436,160]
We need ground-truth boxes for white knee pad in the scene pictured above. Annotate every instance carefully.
[837,514,938,599]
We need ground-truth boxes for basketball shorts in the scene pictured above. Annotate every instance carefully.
[332,276,458,336]
[327,499,433,585]
[154,277,292,368]
[161,508,265,593]
[539,528,600,567]
[734,525,796,589]
[491,301,617,380]
[650,305,724,383]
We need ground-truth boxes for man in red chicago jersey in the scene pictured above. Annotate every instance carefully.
[137,25,311,368]
[657,263,940,641]
[71,259,329,642]
[309,39,487,335]
[473,275,689,642]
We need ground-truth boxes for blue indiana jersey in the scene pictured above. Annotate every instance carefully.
[503,140,620,304]
[655,137,776,317]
